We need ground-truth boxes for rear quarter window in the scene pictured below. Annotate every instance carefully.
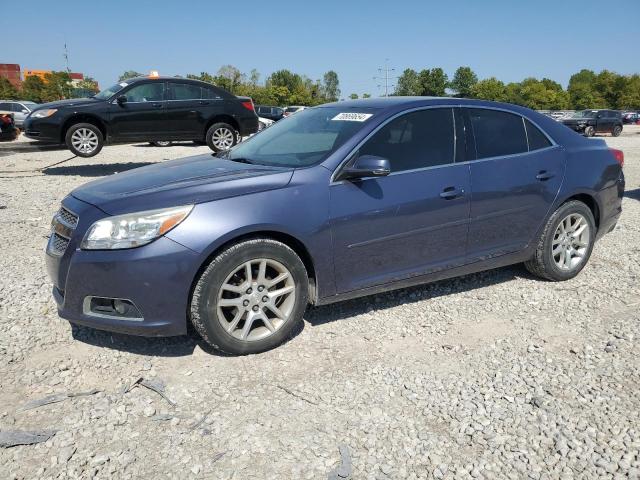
[524,119,552,151]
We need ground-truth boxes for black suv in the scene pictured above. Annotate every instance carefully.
[561,109,623,137]
[24,76,259,157]
[255,105,284,122]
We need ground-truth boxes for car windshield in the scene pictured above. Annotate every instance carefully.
[93,82,128,100]
[572,110,598,118]
[227,107,378,167]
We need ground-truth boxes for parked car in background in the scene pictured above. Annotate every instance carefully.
[24,76,259,157]
[258,117,274,131]
[0,111,19,141]
[47,98,624,354]
[255,105,284,122]
[622,112,640,124]
[0,100,39,128]
[283,105,307,117]
[561,110,623,137]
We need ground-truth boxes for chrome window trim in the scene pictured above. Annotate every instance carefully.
[331,104,559,185]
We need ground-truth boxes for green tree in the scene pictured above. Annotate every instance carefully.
[618,74,640,109]
[419,68,448,96]
[394,68,421,96]
[349,93,359,100]
[0,78,19,100]
[214,65,244,93]
[268,69,304,93]
[362,93,371,99]
[186,72,216,85]
[119,70,143,81]
[450,66,478,97]
[20,76,47,102]
[568,69,605,109]
[470,77,507,102]
[322,70,340,102]
[76,76,99,92]
[42,71,73,101]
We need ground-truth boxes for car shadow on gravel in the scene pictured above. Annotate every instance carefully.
[625,188,640,201]
[70,323,233,357]
[43,162,155,177]
[305,264,528,326]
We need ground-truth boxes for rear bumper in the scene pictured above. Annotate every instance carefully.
[237,115,259,136]
[47,196,201,337]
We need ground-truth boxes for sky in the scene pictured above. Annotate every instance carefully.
[2,0,639,98]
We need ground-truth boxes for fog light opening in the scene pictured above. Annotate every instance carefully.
[83,296,143,321]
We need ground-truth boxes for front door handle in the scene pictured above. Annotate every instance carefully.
[440,186,464,200]
[536,170,555,181]
[199,101,210,105]
[152,102,163,108]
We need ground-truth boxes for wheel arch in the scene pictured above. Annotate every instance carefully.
[189,229,319,308]
[558,192,601,229]
[61,114,107,143]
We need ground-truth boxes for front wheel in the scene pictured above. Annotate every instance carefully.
[525,200,596,281]
[65,123,104,157]
[583,126,595,137]
[206,122,238,152]
[190,239,309,355]
[612,125,622,137]
[150,141,172,147]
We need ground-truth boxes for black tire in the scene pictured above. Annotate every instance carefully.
[190,238,309,355]
[150,141,172,147]
[583,126,595,137]
[205,122,238,152]
[612,125,622,137]
[525,200,596,281]
[65,123,104,157]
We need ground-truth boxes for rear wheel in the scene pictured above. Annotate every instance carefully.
[150,141,172,147]
[190,239,309,355]
[583,126,595,137]
[65,123,103,157]
[206,122,237,152]
[525,200,596,281]
[612,125,622,137]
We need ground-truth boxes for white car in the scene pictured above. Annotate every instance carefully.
[258,116,274,131]
[283,106,307,117]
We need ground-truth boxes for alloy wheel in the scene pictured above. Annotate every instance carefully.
[216,258,296,341]
[552,213,590,271]
[71,128,99,154]
[211,127,235,150]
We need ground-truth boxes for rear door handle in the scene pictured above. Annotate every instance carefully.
[199,101,210,105]
[536,170,555,181]
[440,186,464,200]
[152,102,163,108]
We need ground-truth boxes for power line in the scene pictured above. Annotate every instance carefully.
[373,59,396,97]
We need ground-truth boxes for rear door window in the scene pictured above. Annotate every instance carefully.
[202,87,221,100]
[170,82,202,101]
[524,119,552,151]
[359,108,455,172]
[467,108,528,159]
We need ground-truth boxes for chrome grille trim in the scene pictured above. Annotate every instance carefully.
[47,206,79,256]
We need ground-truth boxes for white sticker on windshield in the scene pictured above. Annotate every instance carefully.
[331,112,373,122]
[119,82,128,88]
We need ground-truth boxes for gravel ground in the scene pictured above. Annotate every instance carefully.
[0,127,639,480]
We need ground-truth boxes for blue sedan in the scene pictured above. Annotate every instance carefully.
[46,97,625,354]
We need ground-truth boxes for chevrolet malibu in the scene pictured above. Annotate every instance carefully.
[46,98,625,355]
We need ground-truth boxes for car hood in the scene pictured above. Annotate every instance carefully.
[71,154,294,215]
[33,97,101,111]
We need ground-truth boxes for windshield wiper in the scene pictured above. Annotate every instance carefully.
[227,157,254,165]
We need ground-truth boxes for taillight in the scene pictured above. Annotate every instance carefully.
[241,100,254,112]
[610,148,624,168]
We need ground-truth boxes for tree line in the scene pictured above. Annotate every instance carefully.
[0,71,99,103]
[395,66,640,110]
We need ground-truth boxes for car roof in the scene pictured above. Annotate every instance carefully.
[125,76,217,87]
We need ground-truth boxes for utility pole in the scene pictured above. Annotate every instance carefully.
[63,42,71,73]
[374,59,396,97]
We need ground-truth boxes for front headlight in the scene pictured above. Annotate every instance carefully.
[81,205,193,250]
[30,109,58,119]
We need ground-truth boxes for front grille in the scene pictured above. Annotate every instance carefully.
[46,206,79,257]
[49,233,70,256]
[57,207,78,228]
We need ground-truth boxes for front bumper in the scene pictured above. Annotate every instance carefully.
[23,116,62,142]
[47,196,201,337]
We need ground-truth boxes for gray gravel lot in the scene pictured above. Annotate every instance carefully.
[0,128,639,479]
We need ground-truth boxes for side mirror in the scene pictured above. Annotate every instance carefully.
[338,155,391,181]
[116,95,127,105]
[21,109,29,114]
